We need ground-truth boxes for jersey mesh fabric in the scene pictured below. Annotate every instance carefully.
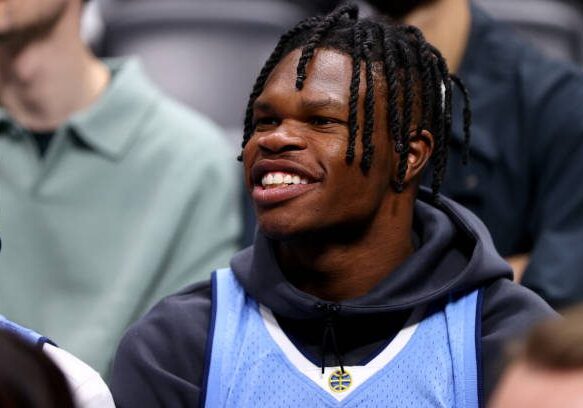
[204,269,478,407]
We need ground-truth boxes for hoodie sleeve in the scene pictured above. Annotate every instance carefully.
[110,281,212,408]
[480,279,558,404]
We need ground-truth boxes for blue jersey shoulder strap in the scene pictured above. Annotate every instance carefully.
[202,268,246,408]
[445,289,480,408]
[0,315,54,348]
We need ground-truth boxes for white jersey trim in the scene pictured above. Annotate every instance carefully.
[259,304,424,401]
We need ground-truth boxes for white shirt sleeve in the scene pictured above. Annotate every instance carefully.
[43,343,116,408]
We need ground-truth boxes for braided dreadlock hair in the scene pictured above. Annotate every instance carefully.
[239,3,471,200]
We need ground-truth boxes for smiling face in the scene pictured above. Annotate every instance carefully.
[243,48,406,241]
[0,0,69,40]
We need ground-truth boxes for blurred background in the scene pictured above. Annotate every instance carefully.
[81,0,583,151]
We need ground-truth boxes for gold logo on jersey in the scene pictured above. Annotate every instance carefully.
[328,369,352,393]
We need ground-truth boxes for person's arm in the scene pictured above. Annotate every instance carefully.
[110,282,212,408]
[518,62,583,308]
[480,279,557,404]
[43,344,115,408]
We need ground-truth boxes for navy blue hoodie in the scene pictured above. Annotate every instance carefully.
[111,188,555,407]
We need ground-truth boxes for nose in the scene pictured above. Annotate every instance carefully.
[256,122,307,155]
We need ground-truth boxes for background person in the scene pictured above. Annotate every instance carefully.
[0,315,115,408]
[0,0,241,376]
[489,305,583,408]
[0,329,75,408]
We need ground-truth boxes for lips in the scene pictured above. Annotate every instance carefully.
[250,159,321,207]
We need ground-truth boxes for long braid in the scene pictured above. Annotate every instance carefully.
[394,39,416,191]
[450,74,472,164]
[295,4,359,90]
[346,23,363,164]
[380,26,402,152]
[429,45,453,143]
[238,16,321,160]
[430,62,446,198]
[360,25,376,172]
[402,26,433,137]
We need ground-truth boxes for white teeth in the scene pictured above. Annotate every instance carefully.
[260,172,310,187]
[261,173,274,185]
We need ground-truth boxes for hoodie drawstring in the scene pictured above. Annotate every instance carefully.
[316,303,344,374]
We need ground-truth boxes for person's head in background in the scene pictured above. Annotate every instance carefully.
[0,0,107,133]
[489,306,583,408]
[288,0,470,73]
[0,0,88,41]
[365,0,471,73]
[0,330,75,408]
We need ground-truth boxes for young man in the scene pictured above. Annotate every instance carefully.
[111,5,555,407]
[0,0,241,375]
[364,0,583,309]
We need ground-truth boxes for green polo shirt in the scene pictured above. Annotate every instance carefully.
[0,59,242,376]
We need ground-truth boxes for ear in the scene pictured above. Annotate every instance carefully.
[403,129,434,184]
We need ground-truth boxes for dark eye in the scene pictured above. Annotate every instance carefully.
[309,117,336,126]
[254,117,280,130]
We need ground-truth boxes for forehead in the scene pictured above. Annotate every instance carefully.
[259,48,354,103]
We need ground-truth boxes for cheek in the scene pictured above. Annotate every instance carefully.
[242,140,259,181]
[319,134,349,158]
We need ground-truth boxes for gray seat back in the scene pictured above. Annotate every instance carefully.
[100,0,310,145]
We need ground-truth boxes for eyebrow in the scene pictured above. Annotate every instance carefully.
[253,100,276,113]
[302,97,345,111]
[253,97,345,112]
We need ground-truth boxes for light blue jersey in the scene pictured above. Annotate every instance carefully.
[203,268,479,407]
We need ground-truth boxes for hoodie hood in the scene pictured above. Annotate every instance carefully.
[231,187,512,319]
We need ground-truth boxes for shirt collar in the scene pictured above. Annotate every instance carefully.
[0,108,21,139]
[0,108,10,128]
[68,58,160,160]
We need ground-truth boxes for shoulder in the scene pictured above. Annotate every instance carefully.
[479,279,557,402]
[117,279,212,361]
[107,59,236,164]
[142,96,237,165]
[481,278,557,336]
[43,344,115,408]
[467,6,583,104]
[110,280,212,407]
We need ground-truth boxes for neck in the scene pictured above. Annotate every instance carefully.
[0,4,109,131]
[276,194,416,302]
[403,0,471,73]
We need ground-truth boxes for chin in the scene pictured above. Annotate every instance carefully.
[256,215,307,242]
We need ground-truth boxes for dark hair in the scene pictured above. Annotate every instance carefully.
[0,331,75,408]
[239,3,471,199]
